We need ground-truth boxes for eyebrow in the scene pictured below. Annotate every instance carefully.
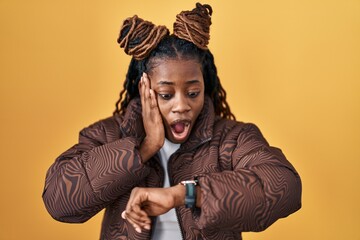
[157,80,201,85]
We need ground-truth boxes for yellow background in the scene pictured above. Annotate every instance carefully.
[1,0,359,239]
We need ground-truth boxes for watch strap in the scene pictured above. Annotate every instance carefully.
[180,180,198,208]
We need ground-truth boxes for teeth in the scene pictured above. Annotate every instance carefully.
[172,121,190,126]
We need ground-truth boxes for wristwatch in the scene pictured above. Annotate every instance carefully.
[180,180,198,208]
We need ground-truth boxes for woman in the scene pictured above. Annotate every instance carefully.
[42,3,302,239]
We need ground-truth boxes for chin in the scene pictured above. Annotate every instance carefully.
[167,136,188,144]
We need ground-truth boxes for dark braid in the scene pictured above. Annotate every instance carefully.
[113,57,146,115]
[202,50,236,120]
[113,35,236,120]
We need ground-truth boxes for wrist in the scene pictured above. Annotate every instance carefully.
[170,184,186,208]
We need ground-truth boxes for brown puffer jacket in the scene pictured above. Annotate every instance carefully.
[42,97,302,239]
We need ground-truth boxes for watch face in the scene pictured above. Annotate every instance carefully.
[184,181,197,208]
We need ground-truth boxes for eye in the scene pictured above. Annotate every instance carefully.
[158,93,173,100]
[188,91,200,98]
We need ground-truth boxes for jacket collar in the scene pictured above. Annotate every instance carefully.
[118,96,214,149]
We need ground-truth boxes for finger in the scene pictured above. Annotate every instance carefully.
[125,210,151,232]
[143,73,150,100]
[140,74,146,107]
[138,76,143,99]
[125,193,151,225]
[149,89,158,109]
[122,212,143,233]
[143,72,151,88]
[121,211,140,230]
[122,210,148,222]
[125,187,143,213]
[127,213,151,227]
[128,205,151,224]
[138,75,142,92]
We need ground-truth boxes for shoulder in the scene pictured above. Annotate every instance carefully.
[213,118,262,135]
[82,115,121,131]
[79,114,123,143]
[213,118,267,144]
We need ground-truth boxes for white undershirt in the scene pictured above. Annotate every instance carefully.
[152,138,182,240]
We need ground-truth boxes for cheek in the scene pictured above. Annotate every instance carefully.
[196,101,205,115]
[197,93,205,111]
[156,100,170,119]
[191,98,205,119]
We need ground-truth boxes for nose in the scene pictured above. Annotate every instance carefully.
[172,94,191,114]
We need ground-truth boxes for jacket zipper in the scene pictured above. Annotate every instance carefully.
[150,155,164,239]
[168,136,212,240]
[178,137,212,153]
[168,152,185,240]
[152,152,185,239]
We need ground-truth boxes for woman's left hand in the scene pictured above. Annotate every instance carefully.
[138,72,165,163]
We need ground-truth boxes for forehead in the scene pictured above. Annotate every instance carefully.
[148,59,203,83]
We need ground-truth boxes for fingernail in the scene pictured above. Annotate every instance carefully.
[144,225,150,230]
[121,211,126,219]
[135,227,142,233]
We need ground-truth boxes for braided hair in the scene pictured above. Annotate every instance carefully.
[113,3,235,120]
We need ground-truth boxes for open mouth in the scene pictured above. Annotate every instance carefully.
[170,120,191,142]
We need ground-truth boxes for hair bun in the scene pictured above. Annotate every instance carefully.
[117,15,169,60]
[173,3,212,50]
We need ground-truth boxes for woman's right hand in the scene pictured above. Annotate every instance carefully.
[138,72,165,163]
[121,185,185,233]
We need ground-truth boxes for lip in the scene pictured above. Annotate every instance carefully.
[170,119,192,126]
[168,119,192,142]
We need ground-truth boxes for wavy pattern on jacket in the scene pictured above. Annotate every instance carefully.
[42,96,302,239]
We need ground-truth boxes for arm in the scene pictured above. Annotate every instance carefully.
[120,72,168,232]
[196,123,302,232]
[42,119,151,223]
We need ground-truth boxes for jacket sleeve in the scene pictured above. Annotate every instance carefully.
[42,119,150,223]
[196,123,302,232]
